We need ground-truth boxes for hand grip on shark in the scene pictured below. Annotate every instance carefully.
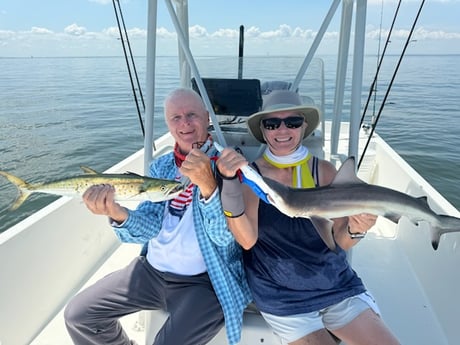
[213,142,272,205]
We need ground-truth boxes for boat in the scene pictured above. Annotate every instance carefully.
[1,1,459,344]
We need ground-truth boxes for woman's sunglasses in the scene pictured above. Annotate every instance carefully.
[261,116,304,130]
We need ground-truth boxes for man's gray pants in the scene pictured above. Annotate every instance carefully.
[64,256,225,345]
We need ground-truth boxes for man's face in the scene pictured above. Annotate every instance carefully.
[165,93,209,154]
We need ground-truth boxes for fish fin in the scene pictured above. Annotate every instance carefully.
[383,212,401,224]
[417,196,429,204]
[331,157,365,186]
[310,215,337,252]
[0,171,33,210]
[80,166,100,174]
[431,227,441,250]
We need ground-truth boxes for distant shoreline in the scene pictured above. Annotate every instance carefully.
[1,53,460,59]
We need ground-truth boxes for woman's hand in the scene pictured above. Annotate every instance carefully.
[216,147,248,178]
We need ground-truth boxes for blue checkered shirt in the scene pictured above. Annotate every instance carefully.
[113,150,252,345]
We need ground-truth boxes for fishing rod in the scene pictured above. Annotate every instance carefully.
[112,0,145,137]
[358,0,426,169]
[360,0,402,128]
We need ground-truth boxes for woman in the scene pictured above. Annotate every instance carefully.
[217,90,399,345]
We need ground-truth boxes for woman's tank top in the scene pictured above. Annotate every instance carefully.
[243,161,365,316]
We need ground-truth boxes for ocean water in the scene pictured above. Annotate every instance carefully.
[0,55,459,233]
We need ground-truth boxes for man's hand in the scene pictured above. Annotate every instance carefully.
[179,148,217,199]
[82,184,128,223]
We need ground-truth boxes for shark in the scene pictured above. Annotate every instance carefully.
[239,156,460,252]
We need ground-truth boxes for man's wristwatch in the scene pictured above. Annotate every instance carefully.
[347,226,367,239]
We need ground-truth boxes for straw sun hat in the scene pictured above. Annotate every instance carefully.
[247,90,320,143]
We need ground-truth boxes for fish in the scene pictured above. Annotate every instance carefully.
[241,156,460,252]
[0,167,185,211]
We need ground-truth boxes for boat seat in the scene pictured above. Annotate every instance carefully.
[261,80,297,95]
[144,303,282,344]
[261,80,315,105]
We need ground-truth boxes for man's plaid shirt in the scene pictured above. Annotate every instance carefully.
[114,150,252,345]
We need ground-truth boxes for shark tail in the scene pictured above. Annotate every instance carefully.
[0,171,33,211]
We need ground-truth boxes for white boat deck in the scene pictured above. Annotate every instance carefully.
[7,123,460,345]
[29,223,452,345]
[30,243,147,345]
[353,220,449,344]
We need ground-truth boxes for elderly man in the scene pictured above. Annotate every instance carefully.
[64,88,251,345]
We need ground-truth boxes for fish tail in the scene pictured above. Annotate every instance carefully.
[0,171,33,210]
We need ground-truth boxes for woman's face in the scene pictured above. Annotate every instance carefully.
[260,110,307,156]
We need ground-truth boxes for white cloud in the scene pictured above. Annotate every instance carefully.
[1,23,459,57]
[127,27,147,39]
[0,30,15,40]
[88,0,112,4]
[102,26,119,38]
[65,24,87,36]
[259,25,292,39]
[366,26,460,41]
[189,25,208,38]
[368,0,458,4]
[88,0,133,4]
[157,27,176,39]
[245,26,262,38]
[30,27,54,35]
[211,28,239,39]
[413,27,460,39]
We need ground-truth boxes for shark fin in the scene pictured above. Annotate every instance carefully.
[309,215,337,252]
[431,227,441,250]
[417,196,429,204]
[383,212,401,224]
[331,157,365,186]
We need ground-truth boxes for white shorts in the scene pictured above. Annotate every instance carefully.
[260,291,380,344]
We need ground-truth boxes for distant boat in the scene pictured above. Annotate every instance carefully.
[1,1,459,345]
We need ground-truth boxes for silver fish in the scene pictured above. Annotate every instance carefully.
[0,167,184,210]
[249,157,460,251]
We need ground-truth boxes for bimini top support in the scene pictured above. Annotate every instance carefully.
[164,0,227,146]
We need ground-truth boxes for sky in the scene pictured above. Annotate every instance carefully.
[1,0,460,57]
